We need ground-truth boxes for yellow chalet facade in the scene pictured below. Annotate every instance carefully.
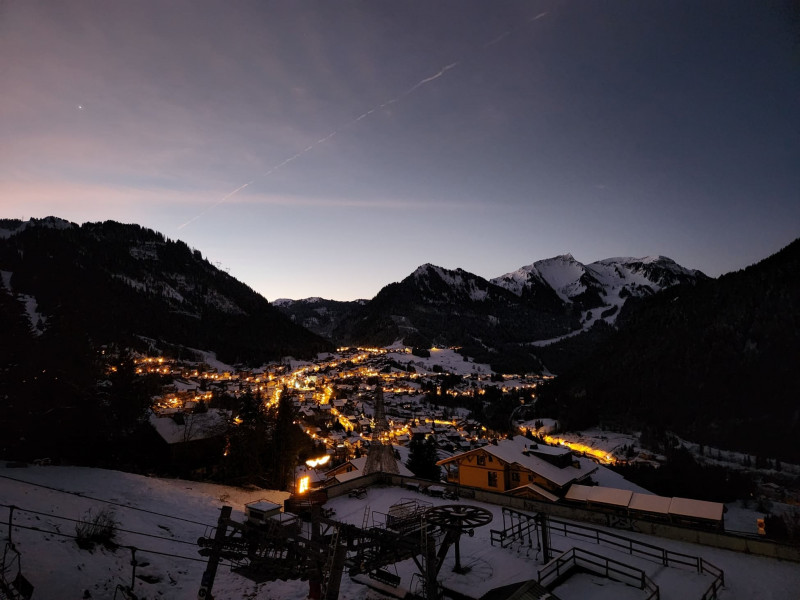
[437,436,597,501]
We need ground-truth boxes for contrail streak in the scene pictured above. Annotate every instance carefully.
[178,12,548,230]
[484,32,511,48]
[177,62,463,230]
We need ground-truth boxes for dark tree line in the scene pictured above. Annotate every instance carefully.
[535,238,800,462]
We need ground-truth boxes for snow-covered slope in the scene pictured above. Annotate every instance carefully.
[493,254,707,331]
[2,464,797,599]
[412,263,500,303]
[493,254,603,304]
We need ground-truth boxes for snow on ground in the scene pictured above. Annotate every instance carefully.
[674,436,800,477]
[1,464,798,599]
[0,464,288,600]
[545,428,641,462]
[554,572,645,600]
[20,294,46,335]
[0,270,47,335]
[383,347,492,376]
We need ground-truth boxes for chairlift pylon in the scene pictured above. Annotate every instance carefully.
[1,543,34,600]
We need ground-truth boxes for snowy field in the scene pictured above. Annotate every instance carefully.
[1,464,799,599]
[383,346,493,377]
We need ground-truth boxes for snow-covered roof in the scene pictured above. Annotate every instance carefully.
[669,497,724,522]
[148,410,228,444]
[326,456,368,477]
[524,442,571,458]
[629,493,672,515]
[586,486,633,508]
[447,436,595,489]
[246,500,282,513]
[565,484,592,502]
[509,483,560,503]
[331,470,365,484]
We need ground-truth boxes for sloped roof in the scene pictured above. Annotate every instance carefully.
[587,486,633,508]
[324,456,367,477]
[507,483,560,503]
[331,470,365,484]
[565,484,632,507]
[442,436,595,489]
[628,492,672,515]
[148,409,228,444]
[669,497,724,522]
[564,484,592,502]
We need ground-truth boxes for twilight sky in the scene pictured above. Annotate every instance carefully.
[2,1,798,301]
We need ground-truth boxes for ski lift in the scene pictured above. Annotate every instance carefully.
[0,543,34,600]
[112,547,140,600]
[368,563,401,588]
[113,584,138,600]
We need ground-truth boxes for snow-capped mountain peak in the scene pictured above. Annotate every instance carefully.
[493,253,707,332]
[411,263,494,303]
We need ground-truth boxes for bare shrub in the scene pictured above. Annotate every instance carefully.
[75,507,118,550]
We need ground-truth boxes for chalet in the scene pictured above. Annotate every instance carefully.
[148,409,229,475]
[324,454,414,484]
[325,456,369,483]
[436,435,596,499]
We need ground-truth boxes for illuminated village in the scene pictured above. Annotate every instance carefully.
[142,345,551,475]
[115,346,800,600]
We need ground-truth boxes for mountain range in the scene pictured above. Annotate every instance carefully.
[274,254,707,372]
[2,216,797,460]
[0,217,332,365]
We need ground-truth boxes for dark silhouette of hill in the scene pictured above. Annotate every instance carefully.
[0,218,332,365]
[0,217,332,464]
[537,238,800,462]
[331,263,576,372]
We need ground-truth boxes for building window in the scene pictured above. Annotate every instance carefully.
[488,472,498,488]
[477,455,486,466]
[511,472,520,483]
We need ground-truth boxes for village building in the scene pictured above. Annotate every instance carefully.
[436,435,597,500]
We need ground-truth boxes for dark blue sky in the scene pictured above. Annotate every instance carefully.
[2,1,798,299]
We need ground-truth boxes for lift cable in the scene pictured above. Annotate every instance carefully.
[0,503,202,548]
[0,474,216,528]
[4,521,232,567]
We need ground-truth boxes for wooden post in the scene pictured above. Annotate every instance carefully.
[535,513,550,563]
[198,506,232,600]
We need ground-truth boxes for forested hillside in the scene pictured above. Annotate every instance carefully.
[536,238,800,461]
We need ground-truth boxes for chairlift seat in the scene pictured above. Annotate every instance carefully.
[370,568,401,587]
[11,572,34,600]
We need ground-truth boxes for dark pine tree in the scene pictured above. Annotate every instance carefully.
[406,436,441,481]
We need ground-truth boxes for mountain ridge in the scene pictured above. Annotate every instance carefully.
[0,217,332,365]
[274,254,708,368]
